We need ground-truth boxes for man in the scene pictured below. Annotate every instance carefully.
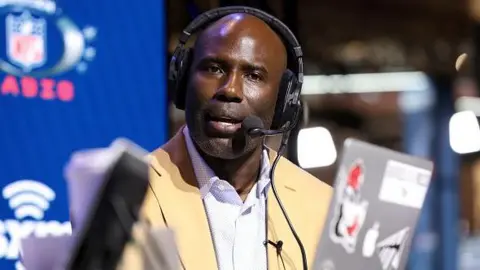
[121,11,332,270]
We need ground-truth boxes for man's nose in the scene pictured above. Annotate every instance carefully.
[213,72,243,103]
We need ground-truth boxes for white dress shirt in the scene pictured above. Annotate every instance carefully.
[183,127,271,270]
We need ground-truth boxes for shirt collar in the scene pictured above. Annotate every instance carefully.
[183,126,271,199]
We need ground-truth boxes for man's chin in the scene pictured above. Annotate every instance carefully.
[200,138,241,160]
[192,130,261,160]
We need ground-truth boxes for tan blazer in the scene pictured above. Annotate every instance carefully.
[120,127,333,270]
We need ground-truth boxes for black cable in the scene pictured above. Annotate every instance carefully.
[269,129,308,270]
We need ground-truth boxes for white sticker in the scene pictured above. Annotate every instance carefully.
[376,227,410,270]
[318,260,335,270]
[378,160,431,209]
[329,160,369,254]
[362,222,380,258]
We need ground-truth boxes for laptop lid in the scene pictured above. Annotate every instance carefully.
[65,140,150,270]
[313,138,434,270]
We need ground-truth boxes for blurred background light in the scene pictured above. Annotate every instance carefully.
[297,127,337,169]
[449,111,480,154]
[302,72,430,95]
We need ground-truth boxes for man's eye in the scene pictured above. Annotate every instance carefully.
[206,66,222,74]
[246,73,263,82]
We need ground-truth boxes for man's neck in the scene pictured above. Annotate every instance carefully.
[201,146,263,199]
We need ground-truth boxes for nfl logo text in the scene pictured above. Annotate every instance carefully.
[0,0,97,102]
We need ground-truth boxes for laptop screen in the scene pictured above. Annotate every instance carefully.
[313,139,433,270]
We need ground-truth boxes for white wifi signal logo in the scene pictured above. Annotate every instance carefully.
[2,180,55,220]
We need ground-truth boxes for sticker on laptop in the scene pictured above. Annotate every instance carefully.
[330,159,369,254]
[376,227,410,270]
[362,222,380,258]
[378,160,431,209]
[318,260,335,270]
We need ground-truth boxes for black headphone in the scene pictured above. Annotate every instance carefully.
[168,6,304,130]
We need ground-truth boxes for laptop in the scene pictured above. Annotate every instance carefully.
[65,139,150,270]
[313,138,434,270]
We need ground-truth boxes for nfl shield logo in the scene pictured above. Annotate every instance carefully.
[6,11,47,71]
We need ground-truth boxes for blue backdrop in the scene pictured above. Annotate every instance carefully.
[0,0,168,269]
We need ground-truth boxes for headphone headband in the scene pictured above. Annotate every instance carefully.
[176,6,304,85]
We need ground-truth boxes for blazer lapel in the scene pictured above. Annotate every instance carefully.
[148,128,217,270]
[266,151,302,270]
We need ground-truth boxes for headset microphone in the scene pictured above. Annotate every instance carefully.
[242,115,300,137]
[242,116,273,137]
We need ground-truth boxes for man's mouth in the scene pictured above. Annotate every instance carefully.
[205,114,243,136]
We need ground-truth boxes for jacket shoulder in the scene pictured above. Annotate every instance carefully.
[277,156,332,197]
[147,147,174,174]
[274,156,333,262]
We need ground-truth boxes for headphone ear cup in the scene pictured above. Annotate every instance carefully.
[271,70,298,130]
[172,48,193,110]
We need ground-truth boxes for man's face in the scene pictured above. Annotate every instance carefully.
[184,14,287,159]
